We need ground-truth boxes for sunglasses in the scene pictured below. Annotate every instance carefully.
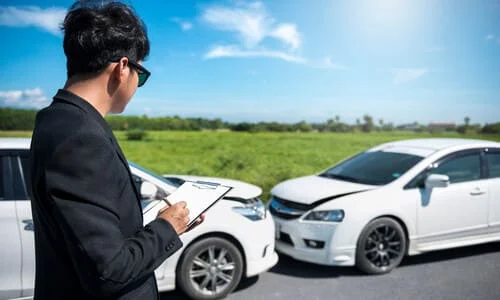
[109,57,151,87]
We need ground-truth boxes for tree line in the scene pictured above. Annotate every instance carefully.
[1,107,499,134]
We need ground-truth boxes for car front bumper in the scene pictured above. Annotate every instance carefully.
[273,216,356,266]
[241,210,279,277]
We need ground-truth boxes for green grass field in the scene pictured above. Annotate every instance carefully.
[3,130,499,201]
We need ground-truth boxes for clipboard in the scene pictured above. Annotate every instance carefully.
[165,180,233,228]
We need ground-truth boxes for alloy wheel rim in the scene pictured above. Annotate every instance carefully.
[364,224,403,269]
[189,245,236,295]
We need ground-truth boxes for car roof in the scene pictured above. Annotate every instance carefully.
[370,138,500,157]
[0,138,31,150]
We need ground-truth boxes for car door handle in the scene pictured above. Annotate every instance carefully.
[22,219,34,231]
[470,188,486,196]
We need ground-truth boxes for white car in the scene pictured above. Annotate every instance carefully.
[0,138,277,300]
[269,138,500,274]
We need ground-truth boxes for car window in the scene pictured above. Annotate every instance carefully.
[11,156,28,200]
[162,176,185,188]
[129,162,173,185]
[320,151,423,186]
[20,156,32,198]
[487,152,500,179]
[428,153,481,184]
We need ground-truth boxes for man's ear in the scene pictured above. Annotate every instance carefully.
[112,57,129,84]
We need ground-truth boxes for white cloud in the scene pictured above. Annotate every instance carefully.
[0,88,49,108]
[390,68,428,84]
[204,45,306,63]
[200,2,347,69]
[486,34,495,40]
[171,17,193,31]
[314,57,348,70]
[0,6,66,36]
[269,23,301,50]
[202,2,272,48]
[201,1,308,64]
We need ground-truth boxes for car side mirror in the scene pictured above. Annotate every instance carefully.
[140,181,158,200]
[425,174,450,189]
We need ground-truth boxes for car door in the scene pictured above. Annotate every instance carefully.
[0,154,22,299]
[485,148,500,230]
[416,150,488,245]
[13,151,35,297]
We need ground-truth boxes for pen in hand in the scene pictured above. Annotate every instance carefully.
[163,197,172,207]
[157,198,190,235]
[161,197,205,232]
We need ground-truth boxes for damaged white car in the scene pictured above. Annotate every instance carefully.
[0,138,277,300]
[269,138,500,274]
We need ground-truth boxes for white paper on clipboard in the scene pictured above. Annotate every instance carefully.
[165,181,233,227]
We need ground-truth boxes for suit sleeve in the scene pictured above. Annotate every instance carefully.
[44,128,182,297]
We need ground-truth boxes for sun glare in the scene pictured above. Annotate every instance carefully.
[349,0,420,42]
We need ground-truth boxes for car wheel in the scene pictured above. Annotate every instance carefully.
[355,217,407,275]
[177,237,243,300]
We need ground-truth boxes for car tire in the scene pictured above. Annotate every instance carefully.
[177,237,244,300]
[355,217,407,275]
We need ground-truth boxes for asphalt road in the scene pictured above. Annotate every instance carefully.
[161,242,500,300]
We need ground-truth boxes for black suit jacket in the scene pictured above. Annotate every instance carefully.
[29,89,182,299]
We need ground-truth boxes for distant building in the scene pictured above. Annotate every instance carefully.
[428,122,457,131]
[397,123,421,131]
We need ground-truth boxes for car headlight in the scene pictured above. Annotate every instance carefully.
[303,209,344,222]
[232,199,267,221]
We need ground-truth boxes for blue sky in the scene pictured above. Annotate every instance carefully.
[0,0,499,124]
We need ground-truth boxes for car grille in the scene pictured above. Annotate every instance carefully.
[269,196,312,220]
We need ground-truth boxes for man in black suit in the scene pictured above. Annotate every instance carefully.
[29,1,194,299]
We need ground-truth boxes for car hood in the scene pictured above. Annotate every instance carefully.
[271,175,376,205]
[162,174,262,200]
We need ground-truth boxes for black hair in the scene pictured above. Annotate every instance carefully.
[62,1,150,78]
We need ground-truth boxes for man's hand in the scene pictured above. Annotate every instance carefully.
[158,201,190,235]
[185,214,206,232]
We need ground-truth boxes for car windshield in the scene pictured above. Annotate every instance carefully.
[129,162,178,187]
[319,151,423,186]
